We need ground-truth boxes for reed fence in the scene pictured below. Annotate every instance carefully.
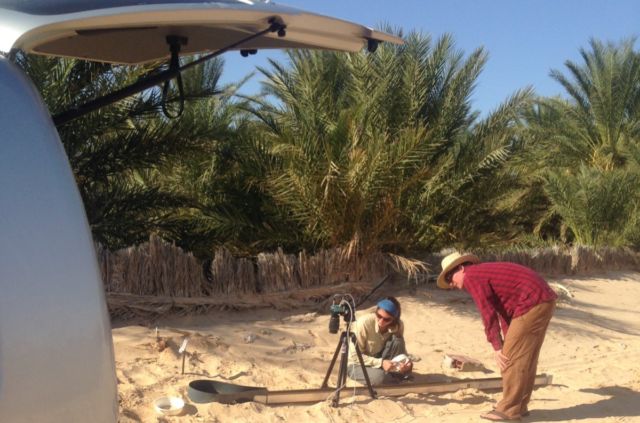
[98,236,390,318]
[98,237,640,318]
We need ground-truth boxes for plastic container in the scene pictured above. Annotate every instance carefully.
[153,396,185,416]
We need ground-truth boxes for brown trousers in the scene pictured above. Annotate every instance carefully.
[495,300,555,418]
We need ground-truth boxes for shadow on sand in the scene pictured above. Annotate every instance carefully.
[527,386,640,421]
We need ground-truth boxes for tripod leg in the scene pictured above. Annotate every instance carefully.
[350,332,377,399]
[332,331,350,407]
[321,332,346,389]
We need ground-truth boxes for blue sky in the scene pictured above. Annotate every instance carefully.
[221,0,639,116]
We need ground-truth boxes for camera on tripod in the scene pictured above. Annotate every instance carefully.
[328,294,356,334]
[322,293,376,405]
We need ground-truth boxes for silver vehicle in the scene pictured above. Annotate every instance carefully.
[0,1,400,421]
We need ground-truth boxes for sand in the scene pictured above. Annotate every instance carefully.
[113,271,640,422]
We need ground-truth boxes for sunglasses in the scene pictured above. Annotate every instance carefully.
[445,271,455,284]
[375,312,394,323]
[445,265,462,283]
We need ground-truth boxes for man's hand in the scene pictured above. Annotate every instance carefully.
[397,360,413,374]
[382,359,394,372]
[494,349,509,371]
[383,358,413,374]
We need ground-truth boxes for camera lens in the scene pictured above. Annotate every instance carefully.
[329,315,340,334]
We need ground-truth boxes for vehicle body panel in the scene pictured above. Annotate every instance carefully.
[1,1,401,64]
[0,57,118,422]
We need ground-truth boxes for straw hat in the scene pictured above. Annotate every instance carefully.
[437,252,480,289]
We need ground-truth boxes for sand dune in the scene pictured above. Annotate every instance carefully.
[113,271,640,422]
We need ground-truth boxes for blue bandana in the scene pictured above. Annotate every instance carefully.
[376,299,399,318]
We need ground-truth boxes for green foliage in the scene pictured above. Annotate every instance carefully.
[544,166,639,246]
[250,30,533,254]
[547,38,640,171]
[520,38,640,247]
[17,52,230,250]
[17,33,640,257]
[165,120,308,256]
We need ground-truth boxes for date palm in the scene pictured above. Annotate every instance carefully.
[17,52,233,250]
[523,38,640,245]
[251,30,533,255]
[546,38,640,171]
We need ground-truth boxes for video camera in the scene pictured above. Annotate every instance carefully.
[328,294,356,334]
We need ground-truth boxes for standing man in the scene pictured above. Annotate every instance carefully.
[438,252,557,421]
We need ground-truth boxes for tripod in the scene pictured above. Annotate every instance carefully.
[321,330,376,407]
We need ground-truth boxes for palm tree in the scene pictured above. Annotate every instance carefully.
[523,38,640,246]
[545,38,640,171]
[17,52,234,250]
[250,30,533,255]
[543,166,639,245]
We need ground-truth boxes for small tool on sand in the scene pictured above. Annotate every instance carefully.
[179,337,189,375]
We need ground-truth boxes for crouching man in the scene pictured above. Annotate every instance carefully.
[347,297,413,385]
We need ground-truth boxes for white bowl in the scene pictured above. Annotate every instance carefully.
[154,396,185,416]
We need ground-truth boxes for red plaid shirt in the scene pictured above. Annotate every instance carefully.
[463,262,557,350]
